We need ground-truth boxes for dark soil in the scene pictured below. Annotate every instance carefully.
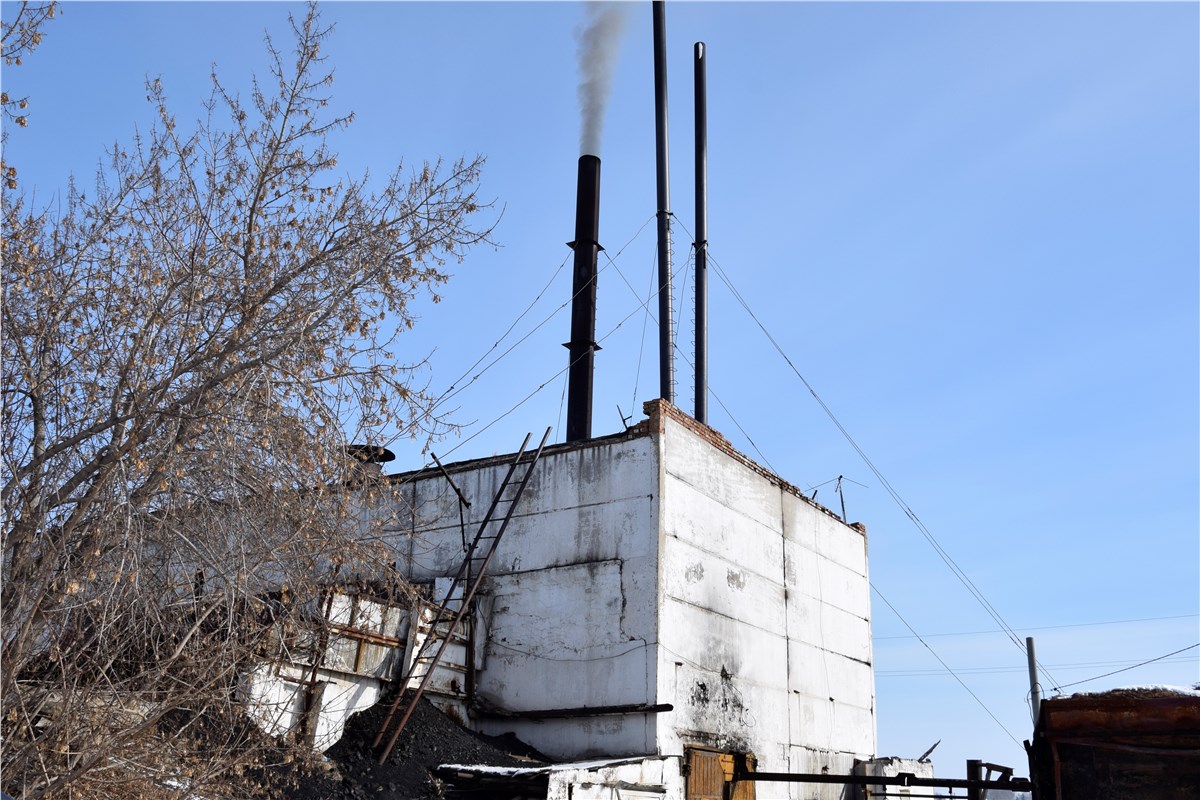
[285,695,544,800]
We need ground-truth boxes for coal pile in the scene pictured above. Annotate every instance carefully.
[286,696,544,800]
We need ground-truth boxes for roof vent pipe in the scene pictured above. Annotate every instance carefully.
[652,0,675,404]
[565,154,602,443]
[693,41,708,424]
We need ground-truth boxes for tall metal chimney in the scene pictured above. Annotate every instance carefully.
[652,0,675,404]
[565,154,602,443]
[693,41,708,424]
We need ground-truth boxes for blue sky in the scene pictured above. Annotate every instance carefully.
[5,0,1197,779]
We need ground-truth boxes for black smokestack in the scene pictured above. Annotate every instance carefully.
[694,41,708,424]
[652,0,675,404]
[565,155,601,443]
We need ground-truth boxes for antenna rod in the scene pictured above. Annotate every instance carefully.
[693,41,708,423]
[652,0,675,403]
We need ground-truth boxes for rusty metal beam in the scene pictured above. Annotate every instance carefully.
[732,770,1033,793]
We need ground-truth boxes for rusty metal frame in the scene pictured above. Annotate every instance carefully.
[731,769,1033,795]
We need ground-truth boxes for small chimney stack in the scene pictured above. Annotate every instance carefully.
[565,154,602,443]
[344,444,396,477]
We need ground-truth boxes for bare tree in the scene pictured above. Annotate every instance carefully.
[1,5,491,797]
[2,1,57,189]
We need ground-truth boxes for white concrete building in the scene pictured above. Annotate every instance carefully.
[375,399,877,798]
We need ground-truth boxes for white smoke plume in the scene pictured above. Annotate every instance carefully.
[576,1,631,156]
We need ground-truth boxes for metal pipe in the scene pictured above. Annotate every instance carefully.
[566,155,602,443]
[693,41,708,423]
[652,0,674,403]
[735,771,1032,793]
[1027,636,1042,721]
[1027,638,1046,724]
[474,702,674,720]
[966,759,983,800]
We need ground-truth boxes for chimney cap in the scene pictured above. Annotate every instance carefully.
[345,444,396,464]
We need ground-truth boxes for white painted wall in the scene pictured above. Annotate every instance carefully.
[244,590,408,751]
[364,402,875,790]
[244,663,383,752]
[383,431,662,759]
[546,757,681,800]
[856,757,935,799]
[652,405,875,799]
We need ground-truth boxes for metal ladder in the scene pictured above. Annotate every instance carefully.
[373,428,552,762]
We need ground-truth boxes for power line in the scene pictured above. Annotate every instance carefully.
[1050,643,1200,692]
[435,249,572,409]
[879,656,1197,677]
[630,249,656,419]
[683,233,1064,694]
[386,213,658,456]
[874,613,1200,641]
[603,243,777,472]
[872,584,1022,746]
[433,233,674,463]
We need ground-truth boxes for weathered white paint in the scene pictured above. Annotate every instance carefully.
[360,401,874,796]
[244,590,430,749]
[243,663,383,752]
[648,403,875,799]
[855,757,935,798]
[544,756,681,800]
[377,430,663,759]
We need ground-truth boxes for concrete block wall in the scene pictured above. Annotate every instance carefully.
[372,400,874,774]
[382,431,662,759]
[647,400,876,797]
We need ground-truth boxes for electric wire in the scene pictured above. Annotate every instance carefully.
[677,346,778,474]
[432,241,675,463]
[874,613,1200,641]
[435,249,571,408]
[435,210,712,464]
[630,250,657,419]
[436,213,656,414]
[680,226,1064,694]
[488,637,650,663]
[555,368,568,443]
[674,246,694,348]
[668,212,1065,696]
[385,213,657,457]
[1049,643,1200,692]
[603,242,777,471]
[878,656,1197,677]
[872,584,1023,746]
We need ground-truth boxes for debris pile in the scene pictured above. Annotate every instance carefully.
[287,696,544,799]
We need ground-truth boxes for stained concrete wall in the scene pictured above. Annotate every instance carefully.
[382,431,661,759]
[373,401,874,778]
[650,403,875,799]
